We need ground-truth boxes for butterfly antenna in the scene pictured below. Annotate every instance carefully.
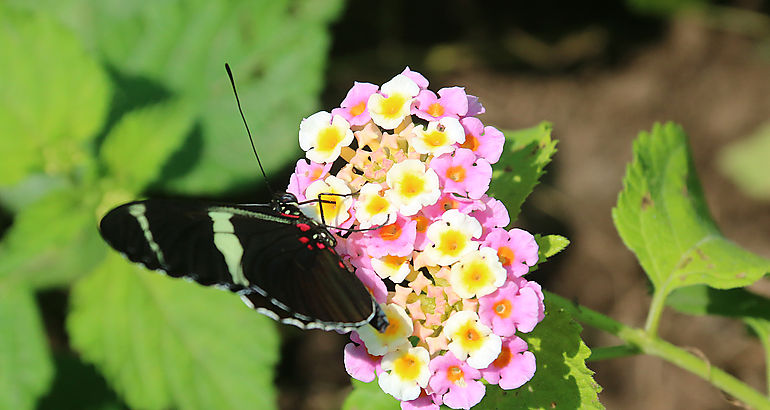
[225,63,274,195]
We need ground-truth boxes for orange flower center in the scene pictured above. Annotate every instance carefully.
[497,246,515,267]
[446,165,466,182]
[460,134,479,151]
[492,346,512,368]
[380,222,403,241]
[446,365,465,383]
[415,215,430,233]
[427,102,445,117]
[494,299,513,318]
[350,101,366,117]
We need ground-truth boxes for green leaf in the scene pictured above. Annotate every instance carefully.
[68,254,280,410]
[718,121,770,200]
[16,0,344,194]
[0,188,105,289]
[612,122,770,297]
[342,379,400,410]
[489,122,558,224]
[0,5,109,185]
[667,285,770,320]
[100,100,195,193]
[478,297,603,409]
[0,285,54,410]
[536,234,569,260]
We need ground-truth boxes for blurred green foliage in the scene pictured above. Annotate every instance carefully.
[0,1,343,408]
[718,122,770,200]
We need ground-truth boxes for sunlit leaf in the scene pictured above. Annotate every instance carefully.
[68,254,280,410]
[612,123,770,297]
[479,297,604,409]
[489,122,558,224]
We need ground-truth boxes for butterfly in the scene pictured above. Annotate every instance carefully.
[97,64,388,333]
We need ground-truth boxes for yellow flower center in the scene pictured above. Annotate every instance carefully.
[350,101,367,117]
[427,102,445,117]
[497,246,515,267]
[424,130,448,147]
[437,230,465,256]
[460,134,479,151]
[382,255,407,269]
[398,174,425,198]
[457,322,484,351]
[446,165,466,183]
[394,353,421,380]
[365,195,389,215]
[494,299,512,319]
[381,94,407,117]
[319,196,341,220]
[461,260,492,287]
[317,127,343,152]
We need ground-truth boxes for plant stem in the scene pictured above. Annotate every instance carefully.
[588,345,641,362]
[644,288,667,338]
[546,292,770,409]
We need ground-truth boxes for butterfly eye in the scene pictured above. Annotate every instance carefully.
[280,192,298,204]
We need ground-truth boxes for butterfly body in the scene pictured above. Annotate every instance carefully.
[99,193,388,332]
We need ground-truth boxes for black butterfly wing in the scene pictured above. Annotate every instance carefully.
[99,199,385,331]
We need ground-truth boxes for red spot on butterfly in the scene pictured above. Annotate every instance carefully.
[307,244,314,250]
[299,237,310,244]
[317,242,326,249]
[281,213,300,219]
[338,261,345,268]
[297,223,311,232]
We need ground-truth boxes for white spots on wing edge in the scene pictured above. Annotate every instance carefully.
[128,204,167,267]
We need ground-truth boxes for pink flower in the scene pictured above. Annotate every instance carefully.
[286,159,332,200]
[421,193,484,220]
[480,336,536,390]
[477,281,519,337]
[401,391,441,410]
[470,196,510,234]
[412,213,433,251]
[459,117,504,164]
[413,87,469,121]
[344,337,382,382]
[430,149,492,200]
[482,228,538,278]
[464,95,485,117]
[401,66,429,89]
[512,278,546,329]
[429,352,486,409]
[361,214,417,258]
[332,82,379,126]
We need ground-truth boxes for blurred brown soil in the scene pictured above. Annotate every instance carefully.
[280,16,770,410]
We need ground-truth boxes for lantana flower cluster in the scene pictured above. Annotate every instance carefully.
[288,68,545,410]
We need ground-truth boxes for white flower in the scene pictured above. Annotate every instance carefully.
[371,255,412,283]
[302,175,352,226]
[357,303,413,356]
[449,247,507,298]
[368,74,420,130]
[443,311,502,369]
[378,345,431,401]
[410,117,465,156]
[299,111,354,163]
[385,159,440,216]
[421,209,482,266]
[353,183,397,228]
